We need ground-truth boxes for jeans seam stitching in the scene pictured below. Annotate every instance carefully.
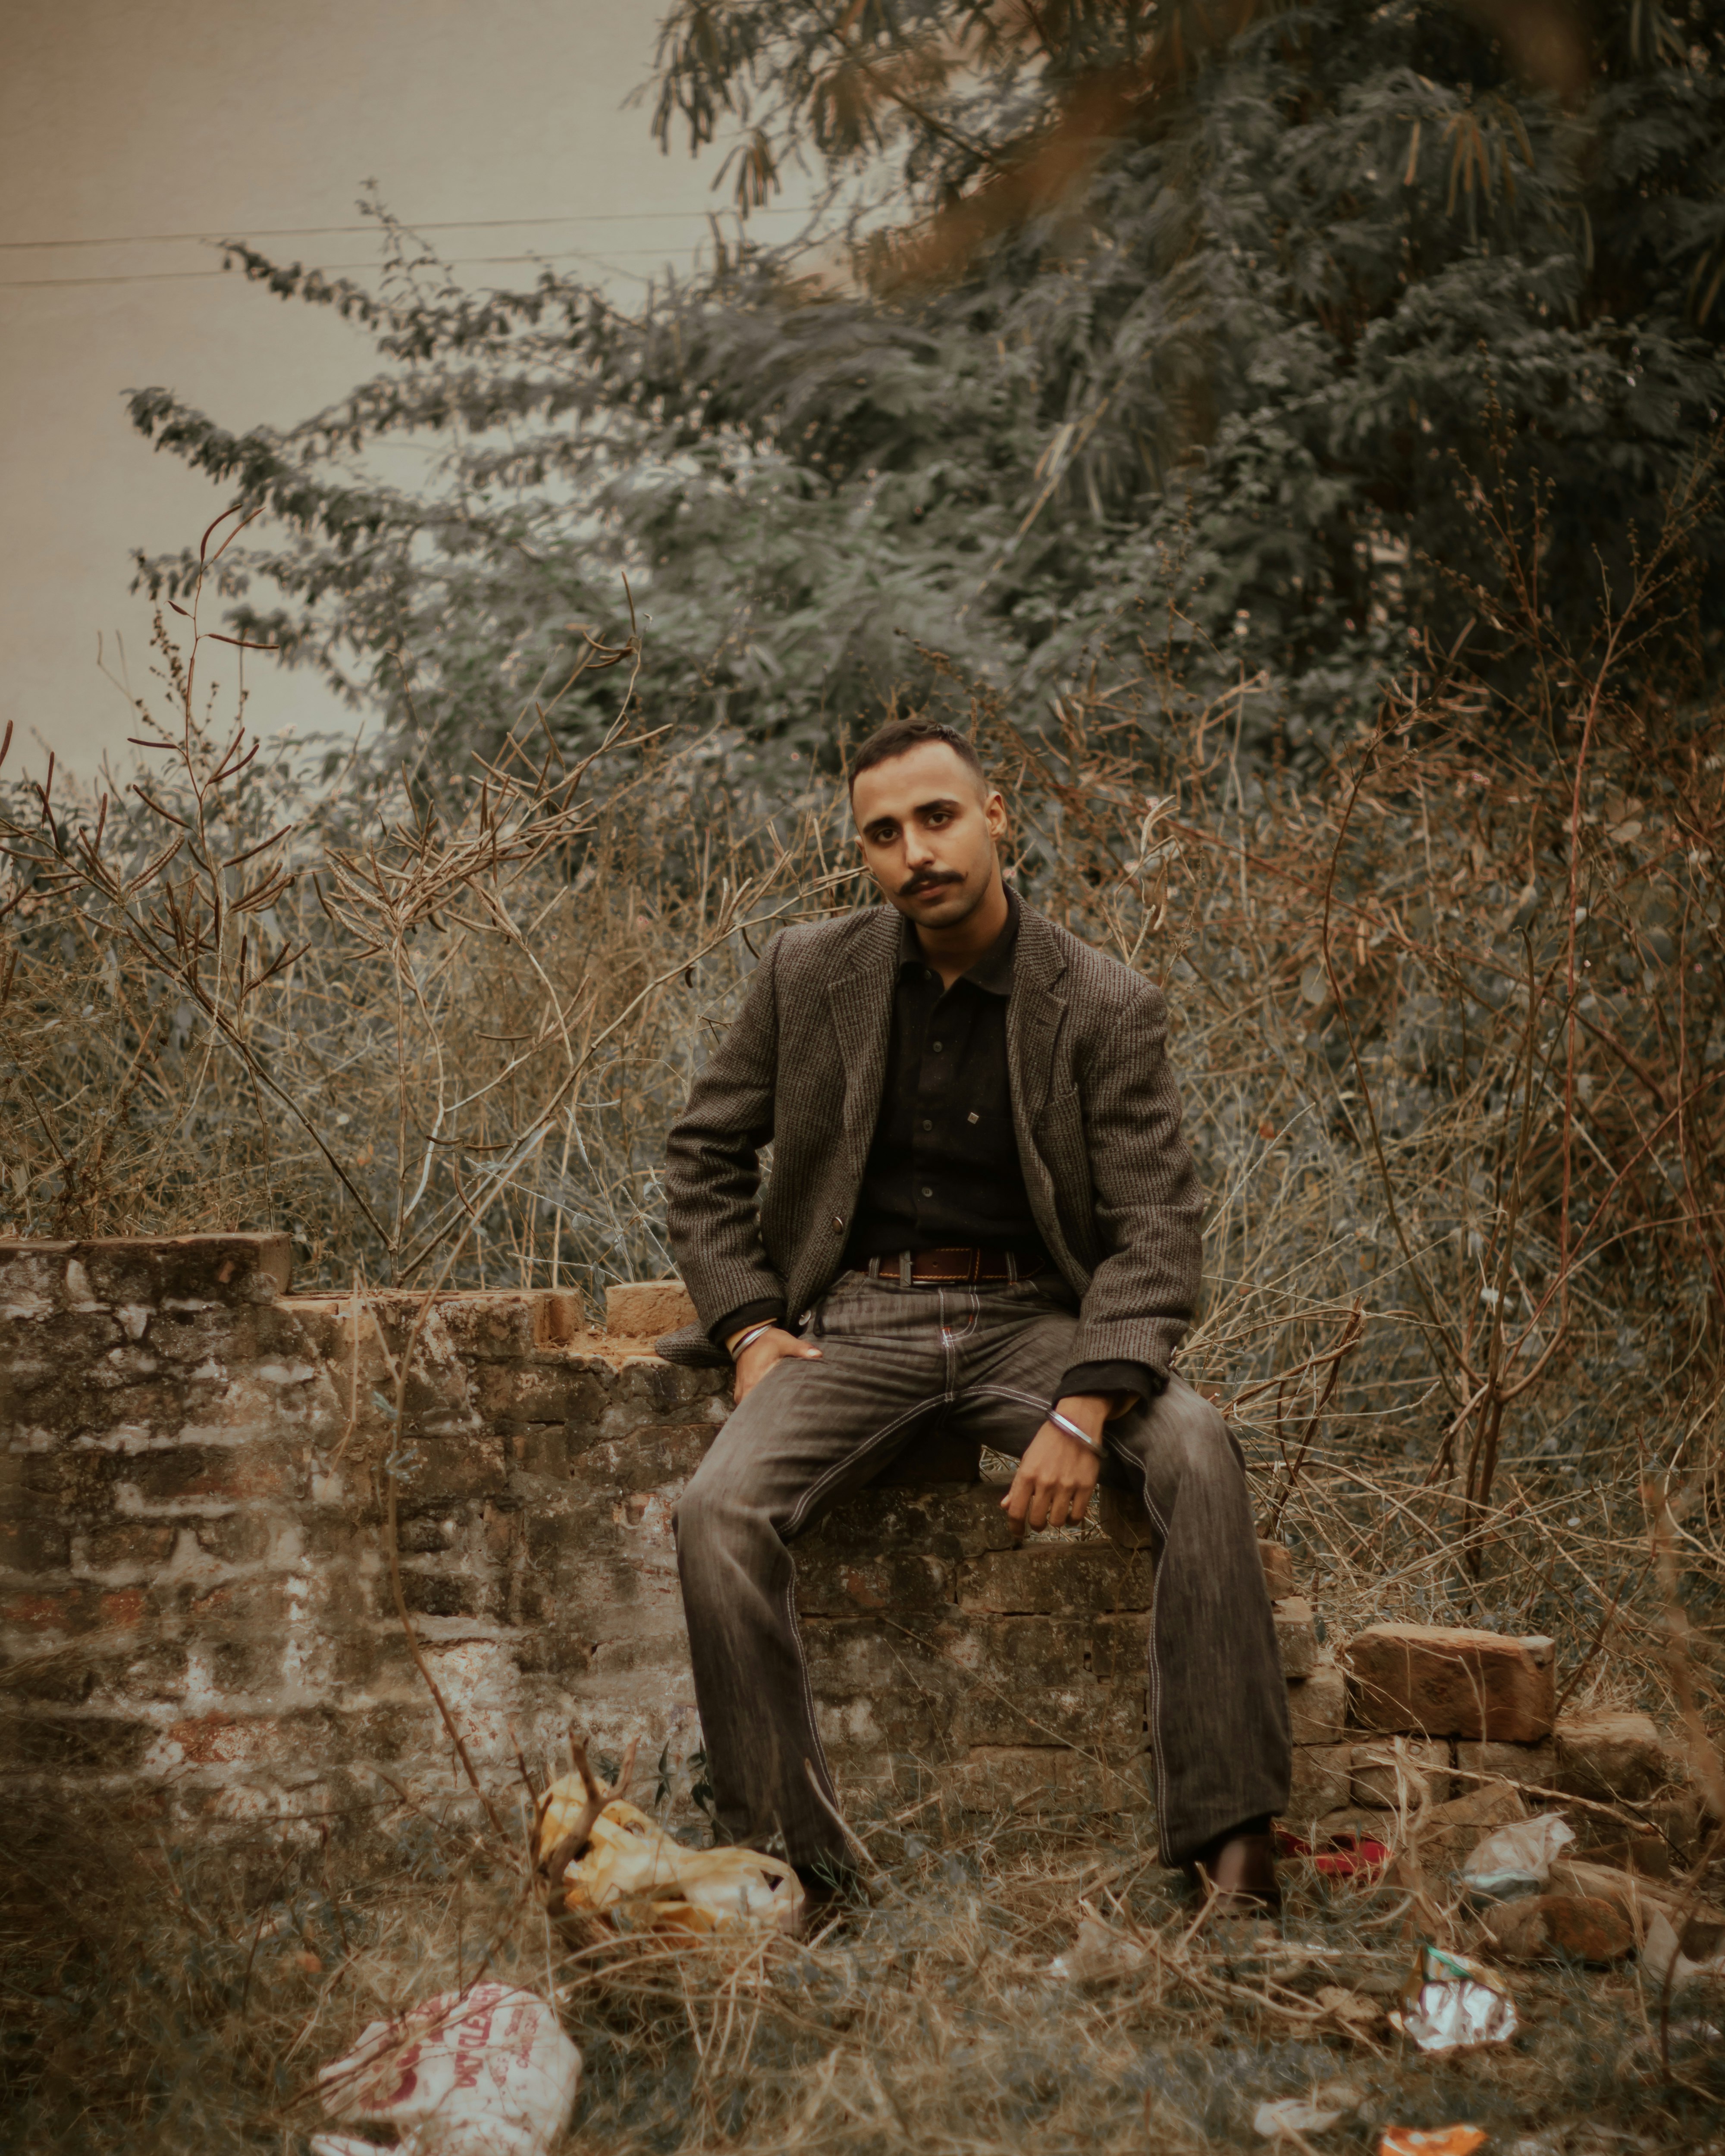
[781,1391,952,1539]
[781,1556,841,1827]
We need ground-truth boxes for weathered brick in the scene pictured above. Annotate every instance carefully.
[151,1233,292,1302]
[3,1584,105,1636]
[1087,1611,1152,1679]
[564,1423,713,1492]
[1286,1658,1347,1745]
[1344,1623,1556,1740]
[400,1569,488,1620]
[817,1686,951,1757]
[2,1709,156,1771]
[472,1360,607,1428]
[942,1743,1146,1816]
[508,1426,572,1477]
[436,1289,586,1359]
[1286,1743,1354,1819]
[812,1481,1020,1561]
[955,1674,1144,1755]
[1273,1596,1319,1679]
[80,1523,180,1575]
[0,1516,72,1575]
[1420,1782,1527,1867]
[122,1445,298,1509]
[193,1514,279,1567]
[958,1544,1154,1616]
[588,1634,700,1679]
[396,1514,458,1554]
[589,1359,727,1438]
[1349,1736,1452,1808]
[505,1631,593,1680]
[1259,1540,1296,1598]
[605,1280,696,1339]
[1454,1738,1556,1796]
[802,1616,925,1692]
[398,1433,508,1504]
[795,1550,953,1617]
[1552,1709,1665,1802]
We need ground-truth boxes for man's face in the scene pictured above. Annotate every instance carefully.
[851,741,1007,931]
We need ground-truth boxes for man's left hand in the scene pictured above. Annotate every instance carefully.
[1001,1395,1110,1537]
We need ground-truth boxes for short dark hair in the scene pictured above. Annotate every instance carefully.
[847,717,986,793]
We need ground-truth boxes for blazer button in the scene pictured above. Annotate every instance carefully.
[831,1214,844,1231]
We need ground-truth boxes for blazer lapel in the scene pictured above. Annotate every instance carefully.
[1006,903,1069,1123]
[1006,905,1082,1279]
[824,909,901,1194]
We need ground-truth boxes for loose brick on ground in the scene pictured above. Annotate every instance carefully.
[1345,1621,1556,1739]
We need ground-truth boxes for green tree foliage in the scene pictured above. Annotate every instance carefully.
[130,0,1724,771]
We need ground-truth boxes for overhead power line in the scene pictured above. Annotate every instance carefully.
[0,242,779,292]
[0,206,815,253]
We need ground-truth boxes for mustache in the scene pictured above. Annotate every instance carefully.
[899,871,963,899]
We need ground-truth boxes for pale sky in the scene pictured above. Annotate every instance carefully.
[0,0,811,772]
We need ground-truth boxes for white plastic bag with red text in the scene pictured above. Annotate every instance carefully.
[310,1982,580,2156]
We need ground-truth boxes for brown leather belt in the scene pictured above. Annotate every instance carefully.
[853,1247,1045,1287]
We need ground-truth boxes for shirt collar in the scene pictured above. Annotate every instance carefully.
[896,883,1020,996]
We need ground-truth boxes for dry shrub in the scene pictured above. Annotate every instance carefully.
[3,494,1725,2144]
[3,497,1724,1733]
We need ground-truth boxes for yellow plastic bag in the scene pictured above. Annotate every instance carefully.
[536,1775,804,1937]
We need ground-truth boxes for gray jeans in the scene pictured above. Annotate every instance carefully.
[673,1271,1291,1870]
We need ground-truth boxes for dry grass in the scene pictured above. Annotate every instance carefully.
[4,490,1725,2146]
[3,1777,1723,2156]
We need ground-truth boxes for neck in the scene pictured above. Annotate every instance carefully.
[913,871,1010,987]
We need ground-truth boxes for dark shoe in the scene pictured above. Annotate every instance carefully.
[1181,1827,1283,1921]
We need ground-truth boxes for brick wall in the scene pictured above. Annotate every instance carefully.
[5,1235,1203,1832]
[1,1237,729,1827]
[9,1234,1660,1852]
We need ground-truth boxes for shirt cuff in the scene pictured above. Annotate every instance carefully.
[1057,1361,1165,1413]
[709,1298,786,1351]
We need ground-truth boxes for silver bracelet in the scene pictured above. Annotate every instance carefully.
[1048,1408,1104,1457]
[728,1321,776,1360]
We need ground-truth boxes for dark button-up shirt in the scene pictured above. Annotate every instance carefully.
[712,889,1160,1412]
[845,888,1044,1267]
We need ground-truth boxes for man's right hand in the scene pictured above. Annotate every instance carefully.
[727,1323,822,1403]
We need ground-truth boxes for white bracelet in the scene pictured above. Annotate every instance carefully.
[1048,1408,1104,1457]
[728,1321,776,1360]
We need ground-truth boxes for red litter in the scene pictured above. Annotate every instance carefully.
[1276,1825,1391,1881]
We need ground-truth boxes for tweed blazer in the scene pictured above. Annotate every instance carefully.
[656,899,1204,1376]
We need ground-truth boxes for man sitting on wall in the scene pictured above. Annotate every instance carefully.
[655,717,1290,1914]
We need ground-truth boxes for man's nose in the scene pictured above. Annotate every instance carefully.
[905,827,938,866]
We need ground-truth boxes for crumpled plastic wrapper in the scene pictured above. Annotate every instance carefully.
[1387,1944,1518,2051]
[1253,2083,1360,2137]
[1461,1812,1575,1898]
[310,1983,580,2156]
[536,1779,803,1936]
[1378,2129,1487,2156]
[1643,1907,1725,1990]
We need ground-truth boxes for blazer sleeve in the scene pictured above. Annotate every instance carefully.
[662,939,788,1334]
[1068,976,1205,1378]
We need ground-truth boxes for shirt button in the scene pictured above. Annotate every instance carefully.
[921,1186,933,1198]
[932,1041,944,1053]
[922,1118,933,1131]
